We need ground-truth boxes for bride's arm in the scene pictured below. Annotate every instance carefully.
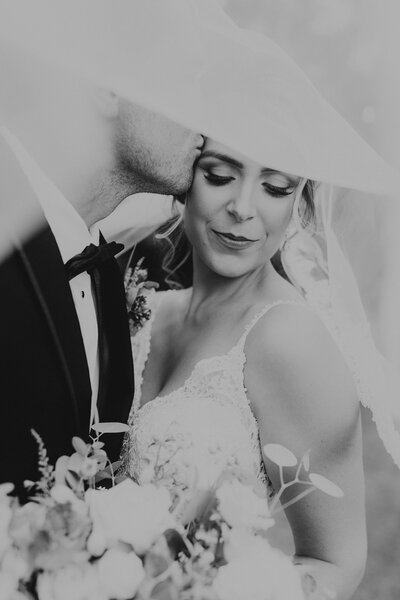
[245,304,366,600]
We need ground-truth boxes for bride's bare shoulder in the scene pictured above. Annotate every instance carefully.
[245,302,359,427]
[247,301,335,361]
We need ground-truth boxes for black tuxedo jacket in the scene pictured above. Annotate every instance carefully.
[0,135,134,492]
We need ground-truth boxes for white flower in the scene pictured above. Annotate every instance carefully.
[0,550,30,600]
[213,546,304,600]
[223,528,274,562]
[8,502,46,548]
[50,485,88,517]
[80,457,99,478]
[0,571,18,600]
[0,502,12,560]
[37,563,104,600]
[0,483,14,497]
[1,547,30,583]
[86,479,174,556]
[216,479,274,531]
[96,548,145,600]
[4,593,28,600]
[0,484,14,562]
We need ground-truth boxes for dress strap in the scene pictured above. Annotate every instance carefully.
[234,299,310,353]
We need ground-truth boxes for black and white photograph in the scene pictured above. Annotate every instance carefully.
[0,1,399,599]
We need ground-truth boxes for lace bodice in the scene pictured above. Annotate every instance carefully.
[122,291,305,497]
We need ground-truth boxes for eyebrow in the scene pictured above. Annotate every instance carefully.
[199,150,299,183]
[199,151,244,169]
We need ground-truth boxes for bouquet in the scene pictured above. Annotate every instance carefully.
[0,424,343,600]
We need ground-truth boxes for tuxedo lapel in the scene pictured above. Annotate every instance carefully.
[94,233,134,460]
[0,135,92,435]
[96,241,134,419]
[22,228,92,433]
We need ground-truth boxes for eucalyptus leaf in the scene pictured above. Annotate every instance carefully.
[95,470,113,481]
[309,473,344,498]
[65,470,80,489]
[97,460,122,477]
[72,436,89,456]
[110,460,122,472]
[163,528,190,559]
[144,552,170,578]
[91,441,105,450]
[302,449,311,472]
[91,422,130,434]
[263,443,298,467]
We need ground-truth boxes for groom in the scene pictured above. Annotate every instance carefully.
[0,0,259,492]
[0,41,203,490]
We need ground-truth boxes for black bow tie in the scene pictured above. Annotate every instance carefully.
[65,241,124,281]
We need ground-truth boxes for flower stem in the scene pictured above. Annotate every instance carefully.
[272,486,315,515]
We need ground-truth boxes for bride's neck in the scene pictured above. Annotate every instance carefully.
[187,253,273,319]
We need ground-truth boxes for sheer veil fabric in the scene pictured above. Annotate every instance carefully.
[282,184,400,468]
[1,0,399,464]
[0,0,397,192]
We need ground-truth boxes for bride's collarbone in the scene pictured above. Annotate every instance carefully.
[142,316,244,401]
[151,324,225,375]
[143,289,289,400]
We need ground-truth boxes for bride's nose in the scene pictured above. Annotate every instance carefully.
[226,180,257,222]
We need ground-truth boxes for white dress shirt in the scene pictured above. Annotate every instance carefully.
[1,128,100,430]
[95,192,174,250]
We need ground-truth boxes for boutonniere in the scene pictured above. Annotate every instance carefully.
[124,257,158,335]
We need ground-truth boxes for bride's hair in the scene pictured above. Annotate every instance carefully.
[156,180,316,288]
[155,205,190,289]
[296,179,317,229]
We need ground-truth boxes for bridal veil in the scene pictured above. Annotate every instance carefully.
[1,0,399,465]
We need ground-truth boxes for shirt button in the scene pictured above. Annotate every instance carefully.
[81,290,85,298]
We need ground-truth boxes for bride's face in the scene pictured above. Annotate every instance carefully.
[184,140,300,278]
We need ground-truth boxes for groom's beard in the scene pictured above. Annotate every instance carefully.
[113,154,195,198]
[75,168,148,228]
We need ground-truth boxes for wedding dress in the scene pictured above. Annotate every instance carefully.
[122,290,308,497]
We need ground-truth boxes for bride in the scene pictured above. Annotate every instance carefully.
[114,9,400,600]
[122,142,363,600]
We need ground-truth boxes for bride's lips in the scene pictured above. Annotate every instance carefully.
[212,229,259,250]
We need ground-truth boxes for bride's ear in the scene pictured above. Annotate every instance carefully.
[92,88,119,119]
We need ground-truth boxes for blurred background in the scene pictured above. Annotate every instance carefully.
[216,1,400,597]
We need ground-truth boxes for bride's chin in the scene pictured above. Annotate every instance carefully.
[194,247,258,279]
[207,260,254,280]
